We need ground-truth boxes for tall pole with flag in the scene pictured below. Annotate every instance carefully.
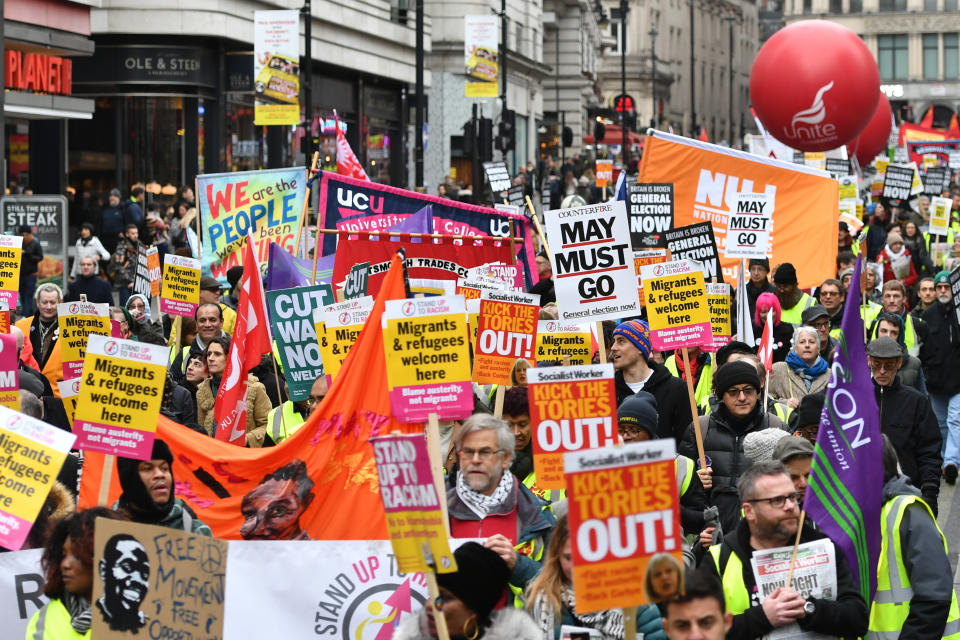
[804,256,884,601]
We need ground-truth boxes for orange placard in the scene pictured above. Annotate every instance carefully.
[472,290,539,385]
[634,249,668,306]
[596,160,613,188]
[638,132,838,288]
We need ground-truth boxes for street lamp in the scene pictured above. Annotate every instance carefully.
[619,0,628,163]
[724,12,735,144]
[649,25,658,129]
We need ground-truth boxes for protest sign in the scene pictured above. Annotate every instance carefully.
[371,433,456,573]
[595,160,613,188]
[73,335,168,459]
[160,254,201,317]
[147,247,161,296]
[0,334,18,410]
[467,261,520,286]
[0,548,45,637]
[57,301,110,379]
[57,378,80,427]
[628,182,673,249]
[482,161,511,195]
[638,131,838,287]
[266,284,335,401]
[536,321,592,364]
[507,184,526,207]
[924,166,950,196]
[705,283,732,353]
[0,405,75,550]
[253,10,300,125]
[318,296,374,382]
[466,298,480,347]
[950,267,960,325]
[0,301,9,334]
[930,197,952,237]
[0,195,67,289]
[544,200,640,322]
[723,192,773,259]
[382,296,473,422]
[133,242,152,299]
[951,150,960,169]
[837,175,858,201]
[641,259,711,351]
[342,262,369,300]
[910,162,924,196]
[199,167,306,281]
[465,15,498,98]
[455,276,499,300]
[906,137,960,167]
[472,290,539,385]
[528,364,615,489]
[665,222,722,281]
[565,439,682,612]
[91,518,228,640]
[0,235,22,310]
[825,157,849,178]
[881,164,913,203]
[634,249,668,306]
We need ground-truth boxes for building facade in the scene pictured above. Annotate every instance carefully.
[784,0,960,127]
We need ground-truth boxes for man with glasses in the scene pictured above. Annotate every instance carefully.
[447,413,556,605]
[800,305,837,363]
[264,376,328,445]
[702,461,868,640]
[816,278,844,336]
[920,270,960,486]
[868,337,943,514]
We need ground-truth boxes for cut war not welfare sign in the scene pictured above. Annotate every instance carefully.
[266,284,335,401]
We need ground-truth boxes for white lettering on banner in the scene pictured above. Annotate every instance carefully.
[576,510,677,561]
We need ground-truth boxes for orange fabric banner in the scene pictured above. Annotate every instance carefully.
[80,254,422,540]
[637,132,838,289]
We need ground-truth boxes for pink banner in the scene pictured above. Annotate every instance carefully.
[388,381,473,423]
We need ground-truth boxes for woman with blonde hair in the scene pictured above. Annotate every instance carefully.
[643,553,683,603]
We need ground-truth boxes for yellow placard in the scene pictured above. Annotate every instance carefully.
[58,301,111,380]
[875,159,889,175]
[0,235,22,310]
[706,283,731,351]
[160,255,201,317]
[640,260,711,351]
[535,320,591,364]
[319,323,363,381]
[838,178,857,201]
[254,103,300,126]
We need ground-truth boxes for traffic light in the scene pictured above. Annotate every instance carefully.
[462,119,475,155]
[478,117,493,162]
[624,111,637,131]
[562,126,573,148]
[496,109,516,152]
[593,121,606,144]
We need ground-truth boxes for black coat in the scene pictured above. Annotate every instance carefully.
[745,280,775,321]
[874,377,943,496]
[64,275,113,304]
[20,238,43,278]
[615,361,692,445]
[919,300,960,396]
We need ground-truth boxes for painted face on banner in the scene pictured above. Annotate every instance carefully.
[101,538,150,616]
[240,468,315,540]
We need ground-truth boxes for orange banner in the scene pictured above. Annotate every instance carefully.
[638,132,838,288]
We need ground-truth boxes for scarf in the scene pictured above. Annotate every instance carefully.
[455,469,513,518]
[62,591,92,634]
[885,241,907,262]
[532,587,624,640]
[786,351,828,390]
[79,235,91,247]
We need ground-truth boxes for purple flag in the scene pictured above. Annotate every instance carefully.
[804,256,884,601]
[266,242,334,290]
[386,205,434,240]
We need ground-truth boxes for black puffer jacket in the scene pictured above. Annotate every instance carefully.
[679,402,785,534]
[920,300,960,396]
[615,361,692,445]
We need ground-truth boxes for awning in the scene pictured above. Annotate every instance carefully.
[4,92,94,120]
[583,124,645,147]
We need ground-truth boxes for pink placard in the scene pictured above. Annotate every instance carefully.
[388,381,474,423]
[0,512,32,550]
[160,298,198,317]
[72,419,154,460]
[649,322,713,352]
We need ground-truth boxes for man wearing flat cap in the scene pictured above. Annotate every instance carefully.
[868,336,943,515]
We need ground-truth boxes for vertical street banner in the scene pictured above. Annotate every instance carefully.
[0,405,75,550]
[705,283,732,353]
[641,259,711,351]
[266,284,335,401]
[160,255,201,317]
[72,335,168,459]
[318,296,375,382]
[528,364,616,489]
[723,192,773,259]
[472,290,539,385]
[92,519,228,640]
[881,164,914,204]
[565,439,682,612]
[370,433,456,574]
[0,235,22,310]
[253,10,300,125]
[634,249,668,306]
[664,222,722,281]
[544,200,641,322]
[628,183,673,249]
[199,168,306,281]
[464,15,499,98]
[0,333,17,410]
[535,321,592,364]
[57,301,111,380]
[930,197,952,237]
[382,296,473,422]
[133,243,152,299]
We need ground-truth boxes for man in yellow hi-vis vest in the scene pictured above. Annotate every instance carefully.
[265,376,328,444]
[773,263,815,327]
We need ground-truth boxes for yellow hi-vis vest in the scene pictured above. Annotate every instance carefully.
[665,356,713,409]
[869,313,919,357]
[868,494,960,639]
[676,455,694,496]
[26,599,90,639]
[780,292,816,326]
[708,544,751,615]
[267,401,306,443]
[522,471,565,504]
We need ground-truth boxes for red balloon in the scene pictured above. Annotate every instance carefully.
[846,94,893,167]
[750,20,880,152]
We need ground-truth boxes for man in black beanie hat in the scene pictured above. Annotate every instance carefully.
[745,258,775,320]
[773,262,815,327]
[114,439,212,535]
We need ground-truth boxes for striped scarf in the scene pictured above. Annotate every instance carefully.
[62,591,92,634]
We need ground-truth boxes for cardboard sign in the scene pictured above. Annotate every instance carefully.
[565,439,682,612]
[342,262,369,300]
[371,433,456,573]
[634,249,668,306]
[641,259,711,351]
[595,160,613,188]
[57,301,111,380]
[318,297,374,382]
[535,321,592,364]
[930,197,952,237]
[483,161,511,194]
[0,333,18,410]
[57,378,81,427]
[73,335,168,459]
[266,285,335,401]
[545,200,641,322]
[0,235,22,311]
[160,254,201,317]
[837,175,858,201]
[472,290,539,385]
[950,267,960,326]
[628,183,673,250]
[91,518,228,640]
[924,166,950,196]
[724,192,773,259]
[705,283,732,353]
[528,364,616,490]
[664,222,722,281]
[381,296,473,422]
[0,406,75,550]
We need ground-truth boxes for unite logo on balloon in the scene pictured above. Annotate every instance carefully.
[783,81,837,145]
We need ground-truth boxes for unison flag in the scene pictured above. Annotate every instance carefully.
[804,256,883,601]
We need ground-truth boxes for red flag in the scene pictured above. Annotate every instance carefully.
[919,107,934,129]
[949,114,960,139]
[336,116,369,181]
[756,309,774,373]
[698,127,709,143]
[214,231,273,445]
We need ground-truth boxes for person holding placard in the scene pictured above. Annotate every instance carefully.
[772,264,815,328]
[503,387,563,505]
[877,231,919,290]
[16,282,64,396]
[195,336,271,447]
[169,302,228,384]
[902,221,935,277]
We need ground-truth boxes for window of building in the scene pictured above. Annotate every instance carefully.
[610,9,625,55]
[945,33,959,78]
[923,34,940,78]
[829,0,843,12]
[389,0,408,24]
[878,34,909,80]
[878,0,906,10]
[849,0,862,10]
[924,0,938,10]
[947,0,958,9]
[803,0,812,13]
